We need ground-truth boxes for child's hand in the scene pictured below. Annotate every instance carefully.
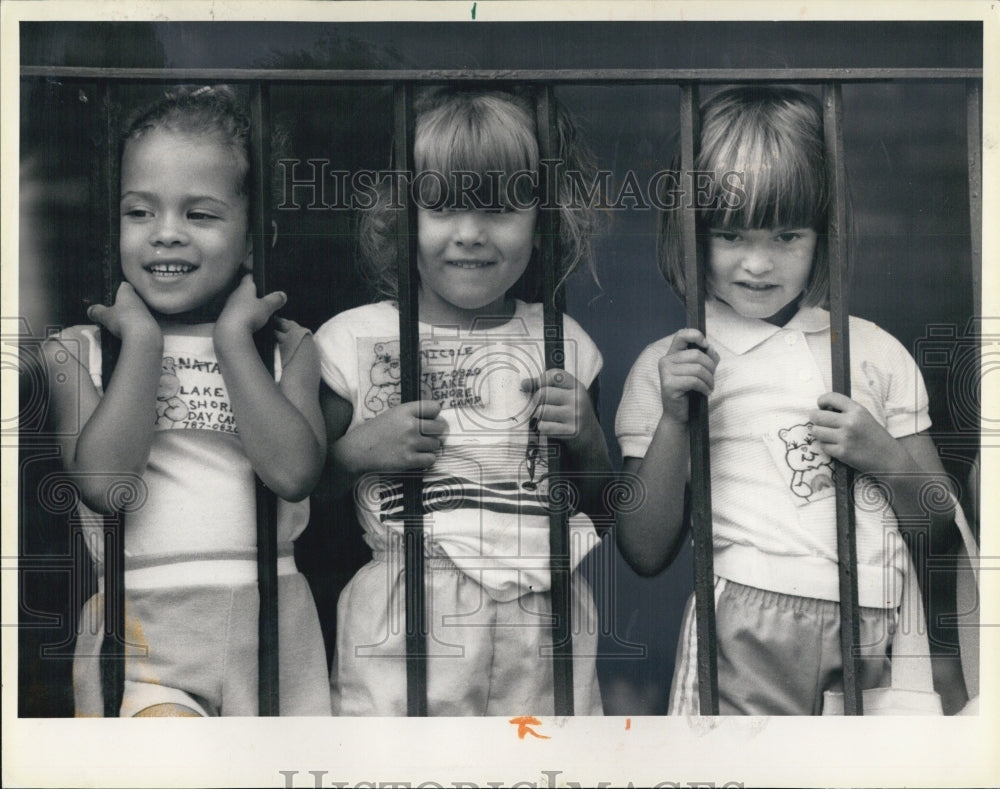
[87,282,160,343]
[657,329,719,424]
[215,273,287,341]
[337,400,447,474]
[522,369,596,451]
[810,393,906,474]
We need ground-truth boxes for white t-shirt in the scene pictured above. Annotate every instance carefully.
[315,300,604,602]
[616,299,931,608]
[60,323,309,572]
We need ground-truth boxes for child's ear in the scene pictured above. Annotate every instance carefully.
[241,235,254,272]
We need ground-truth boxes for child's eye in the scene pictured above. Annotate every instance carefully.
[122,207,152,219]
[188,211,219,221]
[776,231,803,243]
[709,230,739,243]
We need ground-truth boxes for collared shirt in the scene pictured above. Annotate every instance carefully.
[616,299,930,607]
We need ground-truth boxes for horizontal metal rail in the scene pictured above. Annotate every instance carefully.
[21,66,982,83]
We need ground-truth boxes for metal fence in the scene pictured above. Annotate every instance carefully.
[20,65,983,716]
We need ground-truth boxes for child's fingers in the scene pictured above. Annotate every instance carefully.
[816,391,852,412]
[659,356,716,393]
[86,304,109,326]
[531,404,577,438]
[419,416,448,438]
[675,372,714,398]
[666,347,717,370]
[259,290,288,316]
[411,399,444,420]
[809,408,842,429]
[669,328,711,354]
[521,368,579,396]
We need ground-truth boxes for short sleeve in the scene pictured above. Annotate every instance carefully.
[861,322,931,438]
[562,313,603,388]
[615,337,673,460]
[313,312,362,404]
[47,324,102,391]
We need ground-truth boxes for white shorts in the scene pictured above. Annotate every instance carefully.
[73,563,331,717]
[331,553,604,716]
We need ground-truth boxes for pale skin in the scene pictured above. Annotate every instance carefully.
[617,319,966,711]
[618,227,956,577]
[321,325,611,520]
[322,204,611,520]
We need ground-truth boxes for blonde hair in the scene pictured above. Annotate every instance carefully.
[358,85,599,301]
[660,86,849,308]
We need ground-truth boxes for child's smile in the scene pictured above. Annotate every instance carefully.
[119,128,250,317]
[416,207,536,328]
[707,227,816,324]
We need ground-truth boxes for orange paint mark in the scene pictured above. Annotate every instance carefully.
[509,715,550,740]
[625,717,631,730]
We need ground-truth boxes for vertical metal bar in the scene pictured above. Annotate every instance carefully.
[680,83,719,715]
[966,80,982,323]
[535,85,574,716]
[823,83,863,715]
[250,81,280,716]
[394,82,428,717]
[97,80,126,718]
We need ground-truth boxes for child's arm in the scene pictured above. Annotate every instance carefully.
[42,282,164,514]
[321,384,447,498]
[810,394,956,551]
[616,329,719,577]
[213,274,325,502]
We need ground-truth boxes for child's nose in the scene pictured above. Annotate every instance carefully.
[150,214,189,246]
[739,244,774,275]
[452,212,486,246]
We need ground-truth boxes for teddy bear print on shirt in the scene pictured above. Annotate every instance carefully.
[778,422,834,501]
[364,340,402,415]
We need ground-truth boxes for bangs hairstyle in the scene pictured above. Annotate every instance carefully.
[660,86,850,309]
[413,90,540,210]
[359,85,599,302]
[122,85,252,197]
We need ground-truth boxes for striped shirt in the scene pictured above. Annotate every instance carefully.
[316,300,603,602]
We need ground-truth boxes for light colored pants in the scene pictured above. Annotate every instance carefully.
[331,555,604,716]
[669,577,894,715]
[73,571,331,717]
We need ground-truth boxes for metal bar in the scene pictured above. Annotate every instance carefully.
[967,80,982,323]
[21,66,982,84]
[96,80,125,719]
[393,82,428,717]
[823,83,863,716]
[536,85,574,716]
[680,83,719,715]
[250,82,280,716]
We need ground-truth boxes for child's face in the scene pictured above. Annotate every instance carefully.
[707,227,816,322]
[416,207,536,323]
[119,128,250,316]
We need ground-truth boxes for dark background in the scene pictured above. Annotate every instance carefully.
[18,20,981,717]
